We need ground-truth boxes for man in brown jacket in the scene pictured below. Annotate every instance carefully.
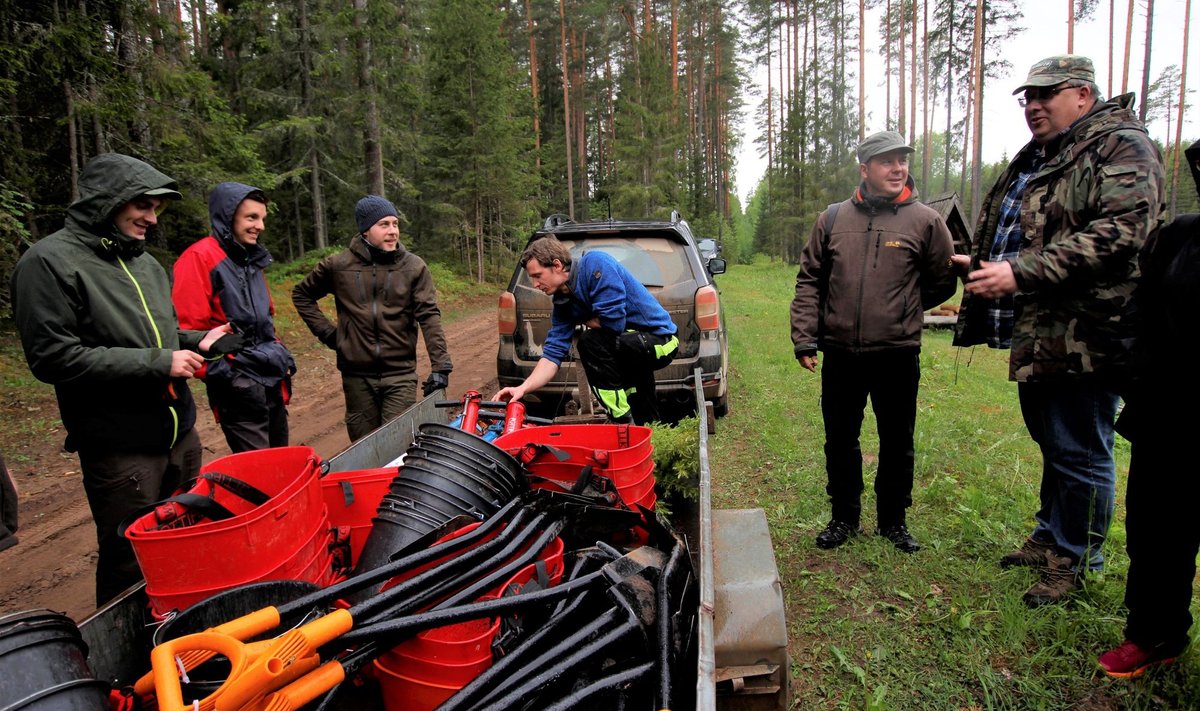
[790,130,956,553]
[292,196,452,441]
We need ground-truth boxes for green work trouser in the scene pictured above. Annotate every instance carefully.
[341,372,418,442]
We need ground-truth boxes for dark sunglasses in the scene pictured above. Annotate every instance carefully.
[1018,84,1079,107]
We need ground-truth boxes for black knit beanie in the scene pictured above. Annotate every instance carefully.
[355,195,399,234]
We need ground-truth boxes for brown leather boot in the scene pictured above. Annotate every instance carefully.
[999,537,1055,569]
[1023,552,1080,607]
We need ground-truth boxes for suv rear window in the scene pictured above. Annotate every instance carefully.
[515,236,691,289]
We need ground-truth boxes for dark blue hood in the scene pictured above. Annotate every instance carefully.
[208,182,271,265]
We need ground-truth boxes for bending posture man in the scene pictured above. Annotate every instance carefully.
[953,55,1163,606]
[173,182,295,452]
[494,235,679,424]
[790,130,956,554]
[292,195,452,441]
[10,153,231,605]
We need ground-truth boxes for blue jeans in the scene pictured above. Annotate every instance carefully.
[1018,380,1119,571]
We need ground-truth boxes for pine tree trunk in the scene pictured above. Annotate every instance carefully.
[575,34,587,217]
[899,0,907,136]
[199,0,209,57]
[476,199,484,283]
[86,71,105,155]
[1122,0,1134,92]
[354,0,384,196]
[64,81,79,202]
[1068,0,1074,52]
[885,0,892,127]
[189,0,200,56]
[525,0,541,171]
[970,0,984,223]
[858,0,865,140]
[671,0,678,95]
[778,2,785,137]
[943,1,954,193]
[298,0,326,249]
[1107,0,1115,96]
[909,0,917,144]
[921,0,929,190]
[1138,0,1153,121]
[147,0,165,58]
[559,0,574,219]
[173,0,187,63]
[1168,0,1190,218]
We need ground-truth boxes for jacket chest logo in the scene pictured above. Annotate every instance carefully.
[884,240,902,248]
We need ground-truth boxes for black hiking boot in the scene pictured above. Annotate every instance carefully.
[878,524,921,553]
[816,520,861,549]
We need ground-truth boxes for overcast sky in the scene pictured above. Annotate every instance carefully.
[734,1,1198,203]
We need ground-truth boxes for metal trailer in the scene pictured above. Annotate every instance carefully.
[76,371,791,710]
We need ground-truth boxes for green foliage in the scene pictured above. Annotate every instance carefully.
[0,183,33,317]
[606,33,686,220]
[650,416,700,501]
[419,0,540,274]
[710,259,1200,709]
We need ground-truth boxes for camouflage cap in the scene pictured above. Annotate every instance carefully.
[857,130,914,164]
[1013,55,1095,95]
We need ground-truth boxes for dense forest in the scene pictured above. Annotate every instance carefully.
[746,0,1197,262]
[0,0,742,308]
[0,0,1195,316]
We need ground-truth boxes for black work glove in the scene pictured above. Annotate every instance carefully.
[422,371,450,396]
[319,329,338,350]
[208,333,247,356]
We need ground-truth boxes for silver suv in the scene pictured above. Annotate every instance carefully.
[496,213,729,418]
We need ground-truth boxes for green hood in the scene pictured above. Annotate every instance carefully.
[65,153,181,257]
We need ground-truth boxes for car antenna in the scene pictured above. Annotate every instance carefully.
[606,195,612,222]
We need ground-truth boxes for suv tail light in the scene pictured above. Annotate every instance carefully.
[498,291,516,335]
[695,285,720,332]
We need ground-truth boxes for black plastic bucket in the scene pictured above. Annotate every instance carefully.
[409,438,525,493]
[391,478,489,520]
[399,457,508,509]
[0,610,109,711]
[354,428,525,587]
[417,423,523,477]
[151,580,321,697]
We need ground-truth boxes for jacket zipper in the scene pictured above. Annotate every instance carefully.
[117,256,179,448]
[854,220,873,348]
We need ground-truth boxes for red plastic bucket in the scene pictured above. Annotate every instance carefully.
[145,505,334,618]
[492,424,657,509]
[126,447,325,607]
[373,524,564,711]
[322,467,397,565]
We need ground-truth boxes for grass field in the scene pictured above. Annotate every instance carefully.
[708,258,1200,710]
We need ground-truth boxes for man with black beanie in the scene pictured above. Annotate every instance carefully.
[292,195,452,441]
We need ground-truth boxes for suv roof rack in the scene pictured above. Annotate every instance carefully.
[670,210,682,224]
[543,214,574,229]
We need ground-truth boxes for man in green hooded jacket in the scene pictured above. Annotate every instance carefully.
[11,153,232,605]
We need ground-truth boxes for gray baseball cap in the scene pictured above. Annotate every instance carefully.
[1013,55,1095,94]
[857,131,914,164]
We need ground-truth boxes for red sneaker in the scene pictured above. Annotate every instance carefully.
[1097,640,1181,678]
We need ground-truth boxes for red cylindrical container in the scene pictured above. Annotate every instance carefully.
[502,400,526,435]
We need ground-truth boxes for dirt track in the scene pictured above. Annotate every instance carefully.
[0,307,498,621]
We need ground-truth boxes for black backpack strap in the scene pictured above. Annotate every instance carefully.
[822,201,841,240]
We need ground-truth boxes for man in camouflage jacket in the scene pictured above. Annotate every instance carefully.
[953,56,1164,607]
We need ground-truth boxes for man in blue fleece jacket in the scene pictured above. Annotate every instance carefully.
[495,236,679,424]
